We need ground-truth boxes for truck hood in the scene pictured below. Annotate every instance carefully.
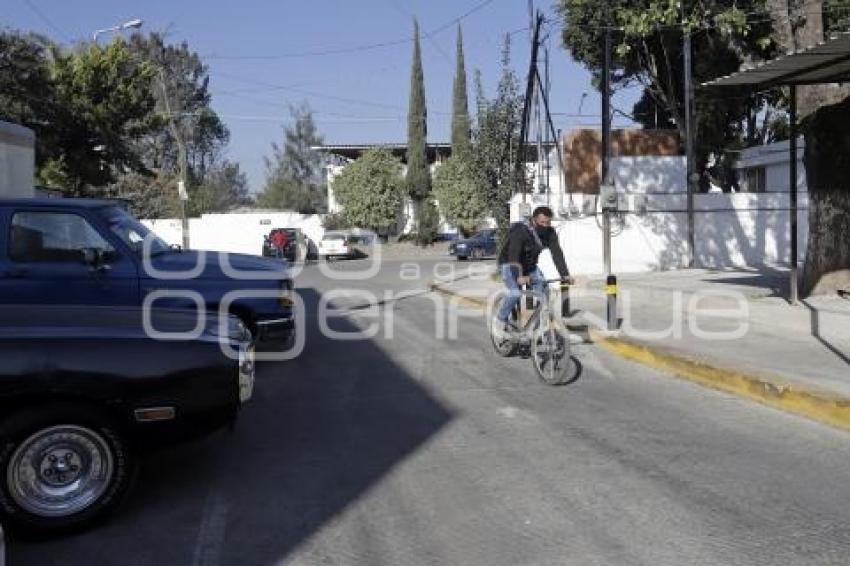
[144,250,290,280]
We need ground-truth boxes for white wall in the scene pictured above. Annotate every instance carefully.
[551,192,808,275]
[610,156,686,193]
[0,122,35,198]
[143,212,326,255]
[141,193,808,274]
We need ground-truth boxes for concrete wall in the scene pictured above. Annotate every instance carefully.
[550,192,808,275]
[143,212,325,255]
[0,122,35,198]
[143,192,807,276]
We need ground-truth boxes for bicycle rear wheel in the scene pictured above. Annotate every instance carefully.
[531,322,573,385]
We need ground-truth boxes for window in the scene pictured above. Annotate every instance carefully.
[98,206,170,256]
[744,167,766,193]
[9,212,114,263]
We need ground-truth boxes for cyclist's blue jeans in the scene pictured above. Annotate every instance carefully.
[497,265,545,322]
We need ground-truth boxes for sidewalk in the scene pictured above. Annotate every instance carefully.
[430,266,850,431]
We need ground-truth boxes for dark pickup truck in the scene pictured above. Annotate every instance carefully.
[0,305,254,533]
[0,199,295,343]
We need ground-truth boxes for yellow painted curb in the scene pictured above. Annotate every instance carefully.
[593,331,850,432]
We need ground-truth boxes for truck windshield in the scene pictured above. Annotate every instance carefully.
[99,206,172,256]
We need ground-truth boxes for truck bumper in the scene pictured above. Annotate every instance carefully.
[255,312,296,344]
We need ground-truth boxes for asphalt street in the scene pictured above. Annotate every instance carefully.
[10,257,850,566]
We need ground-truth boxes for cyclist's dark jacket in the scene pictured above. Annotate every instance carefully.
[498,222,569,277]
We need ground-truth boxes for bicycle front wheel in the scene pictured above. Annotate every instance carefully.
[531,322,574,385]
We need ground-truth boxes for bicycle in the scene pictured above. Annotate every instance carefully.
[489,278,577,386]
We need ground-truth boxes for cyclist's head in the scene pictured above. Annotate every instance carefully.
[531,206,553,228]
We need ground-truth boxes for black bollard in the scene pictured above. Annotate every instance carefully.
[606,274,617,331]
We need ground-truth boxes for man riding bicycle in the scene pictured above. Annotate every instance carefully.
[495,206,572,333]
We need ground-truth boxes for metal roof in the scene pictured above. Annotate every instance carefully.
[703,33,850,88]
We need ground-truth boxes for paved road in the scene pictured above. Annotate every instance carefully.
[11,258,850,565]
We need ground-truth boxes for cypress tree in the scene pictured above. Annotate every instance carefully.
[451,25,471,158]
[406,19,430,202]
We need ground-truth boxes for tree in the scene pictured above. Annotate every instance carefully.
[258,104,326,213]
[556,0,776,190]
[433,24,484,240]
[406,19,431,203]
[451,25,472,158]
[472,36,523,245]
[111,171,182,219]
[332,148,404,234]
[191,161,253,215]
[762,0,850,294]
[47,39,157,195]
[416,197,441,245]
[433,156,487,236]
[0,32,58,171]
[126,33,229,180]
[0,34,157,195]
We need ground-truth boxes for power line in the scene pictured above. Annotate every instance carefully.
[20,0,71,43]
[204,0,495,60]
[213,71,408,111]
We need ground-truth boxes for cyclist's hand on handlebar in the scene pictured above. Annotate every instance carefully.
[561,276,575,285]
[517,275,531,286]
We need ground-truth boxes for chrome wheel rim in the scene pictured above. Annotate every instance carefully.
[7,425,114,518]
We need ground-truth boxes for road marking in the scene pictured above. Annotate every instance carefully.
[191,491,228,566]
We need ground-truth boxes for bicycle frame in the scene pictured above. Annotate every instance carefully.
[508,279,569,339]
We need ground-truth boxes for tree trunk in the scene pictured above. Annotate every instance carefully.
[765,0,850,295]
[802,97,850,294]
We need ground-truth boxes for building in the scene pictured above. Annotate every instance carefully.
[511,128,685,220]
[733,138,806,193]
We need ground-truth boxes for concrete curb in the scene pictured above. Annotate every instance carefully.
[428,281,489,309]
[592,332,850,433]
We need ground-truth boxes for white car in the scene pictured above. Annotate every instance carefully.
[318,231,367,260]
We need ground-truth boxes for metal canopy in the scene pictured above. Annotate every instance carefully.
[703,33,850,88]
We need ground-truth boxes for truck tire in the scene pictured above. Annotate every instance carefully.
[0,404,134,534]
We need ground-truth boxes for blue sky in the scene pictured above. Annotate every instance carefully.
[6,0,639,193]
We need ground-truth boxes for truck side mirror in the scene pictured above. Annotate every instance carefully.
[81,247,100,266]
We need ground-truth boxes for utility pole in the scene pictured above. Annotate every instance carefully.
[683,5,696,267]
[516,14,543,211]
[157,69,191,250]
[543,40,551,205]
[601,2,618,331]
[602,8,612,278]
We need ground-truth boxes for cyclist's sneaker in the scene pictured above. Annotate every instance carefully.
[568,333,585,345]
[491,318,519,338]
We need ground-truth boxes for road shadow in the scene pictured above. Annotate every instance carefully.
[9,288,454,566]
[697,265,791,299]
[801,298,850,367]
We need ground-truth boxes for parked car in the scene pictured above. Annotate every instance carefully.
[448,229,497,261]
[318,231,369,260]
[0,199,294,343]
[262,227,316,263]
[0,305,254,534]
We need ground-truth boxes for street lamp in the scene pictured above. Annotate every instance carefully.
[92,18,143,43]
